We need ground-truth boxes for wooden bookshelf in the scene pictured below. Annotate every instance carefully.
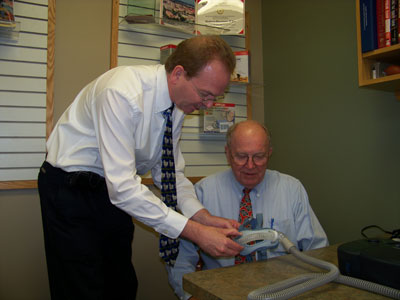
[355,0,400,100]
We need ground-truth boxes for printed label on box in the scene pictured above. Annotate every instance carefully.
[203,103,235,133]
[231,50,249,83]
[195,0,245,35]
[160,44,176,64]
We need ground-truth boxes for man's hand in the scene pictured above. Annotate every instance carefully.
[180,219,243,257]
[191,208,240,230]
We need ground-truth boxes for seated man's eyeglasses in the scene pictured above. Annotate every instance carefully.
[231,153,268,166]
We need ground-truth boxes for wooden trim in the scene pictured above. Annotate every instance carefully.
[245,11,250,51]
[355,0,364,86]
[246,84,252,120]
[46,0,55,138]
[141,178,153,185]
[245,11,252,120]
[0,176,202,190]
[187,177,204,184]
[1,0,55,190]
[0,180,38,190]
[141,177,204,185]
[0,177,203,190]
[110,0,119,69]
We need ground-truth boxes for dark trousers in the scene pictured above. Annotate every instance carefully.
[38,162,138,300]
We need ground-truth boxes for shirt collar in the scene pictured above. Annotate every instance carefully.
[229,169,265,195]
[155,65,174,114]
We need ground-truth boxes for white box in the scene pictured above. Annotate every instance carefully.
[231,50,249,83]
[195,0,245,35]
[203,103,235,133]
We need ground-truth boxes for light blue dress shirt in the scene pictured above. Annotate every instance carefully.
[167,169,329,300]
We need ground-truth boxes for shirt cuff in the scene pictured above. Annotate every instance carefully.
[157,208,189,239]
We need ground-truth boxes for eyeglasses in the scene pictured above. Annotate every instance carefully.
[189,79,218,103]
[230,152,268,166]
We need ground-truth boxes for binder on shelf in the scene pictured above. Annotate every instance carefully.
[384,0,391,46]
[360,0,378,52]
[390,0,398,45]
[398,0,400,41]
[377,0,386,48]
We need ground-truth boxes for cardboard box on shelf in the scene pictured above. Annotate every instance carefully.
[230,50,249,83]
[195,0,245,35]
[160,44,176,64]
[160,0,195,33]
[203,103,235,133]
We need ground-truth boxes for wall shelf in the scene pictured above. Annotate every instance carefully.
[181,132,226,141]
[121,14,233,35]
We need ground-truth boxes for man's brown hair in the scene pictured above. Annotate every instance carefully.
[165,35,236,78]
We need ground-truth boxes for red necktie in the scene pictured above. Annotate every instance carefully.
[235,188,254,264]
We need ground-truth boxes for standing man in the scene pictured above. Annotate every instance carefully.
[38,35,243,300]
[166,120,329,300]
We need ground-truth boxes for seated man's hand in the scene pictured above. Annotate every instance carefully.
[191,208,240,230]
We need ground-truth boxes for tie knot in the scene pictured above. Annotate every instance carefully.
[243,188,251,195]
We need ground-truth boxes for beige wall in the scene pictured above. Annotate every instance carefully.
[0,1,113,300]
[247,0,264,124]
[262,0,400,244]
[0,189,49,300]
[53,0,112,122]
[0,1,264,299]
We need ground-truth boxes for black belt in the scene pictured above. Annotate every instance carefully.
[40,161,106,190]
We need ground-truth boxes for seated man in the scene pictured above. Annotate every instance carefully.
[166,120,329,300]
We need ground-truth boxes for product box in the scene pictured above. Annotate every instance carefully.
[0,0,14,22]
[195,0,245,35]
[230,50,249,83]
[203,103,235,133]
[160,44,176,64]
[160,0,195,33]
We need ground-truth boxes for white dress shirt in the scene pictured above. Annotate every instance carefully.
[167,169,329,300]
[46,65,204,238]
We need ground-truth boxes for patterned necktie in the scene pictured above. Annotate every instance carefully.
[159,105,180,267]
[235,188,255,264]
